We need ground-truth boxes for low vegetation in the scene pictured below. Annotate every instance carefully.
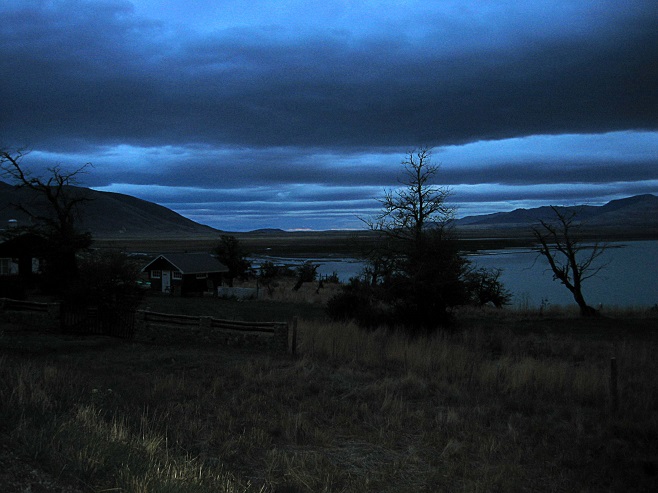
[1,297,657,492]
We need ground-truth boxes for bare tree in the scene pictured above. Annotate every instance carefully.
[359,148,468,330]
[361,148,457,282]
[1,148,92,292]
[532,206,608,317]
[371,147,454,247]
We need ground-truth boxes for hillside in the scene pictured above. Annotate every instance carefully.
[456,194,658,233]
[2,180,656,241]
[0,181,220,238]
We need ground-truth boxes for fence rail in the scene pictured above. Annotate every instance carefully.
[1,298,288,350]
[0,297,60,330]
[140,311,201,328]
[137,310,289,350]
[0,297,56,313]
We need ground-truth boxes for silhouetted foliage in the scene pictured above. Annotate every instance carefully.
[70,250,146,307]
[1,148,92,294]
[213,235,251,287]
[292,261,319,291]
[329,148,513,330]
[463,267,512,308]
[332,148,471,332]
[326,278,388,329]
[258,261,296,295]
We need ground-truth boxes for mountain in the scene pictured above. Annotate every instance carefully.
[456,194,658,233]
[0,181,220,238]
[2,180,656,239]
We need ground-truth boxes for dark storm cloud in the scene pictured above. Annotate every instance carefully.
[76,139,655,190]
[2,1,657,230]
[442,160,658,186]
[1,1,657,150]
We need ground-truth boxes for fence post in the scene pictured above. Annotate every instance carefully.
[291,316,298,356]
[610,357,618,413]
[47,302,61,324]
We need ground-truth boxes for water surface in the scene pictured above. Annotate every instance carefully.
[255,240,658,309]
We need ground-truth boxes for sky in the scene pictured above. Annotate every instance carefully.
[1,0,657,231]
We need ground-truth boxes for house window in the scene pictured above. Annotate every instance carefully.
[151,270,161,279]
[196,273,208,279]
[172,271,182,280]
[0,258,18,276]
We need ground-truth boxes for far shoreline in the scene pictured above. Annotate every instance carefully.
[91,225,657,257]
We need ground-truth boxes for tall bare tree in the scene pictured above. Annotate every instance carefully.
[373,147,454,247]
[329,147,513,329]
[361,148,468,329]
[532,206,608,317]
[1,148,92,292]
[362,148,456,283]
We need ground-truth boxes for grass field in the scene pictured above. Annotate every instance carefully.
[1,295,657,492]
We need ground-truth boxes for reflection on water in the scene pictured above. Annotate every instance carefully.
[251,240,658,308]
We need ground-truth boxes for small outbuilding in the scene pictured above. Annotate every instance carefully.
[141,253,229,296]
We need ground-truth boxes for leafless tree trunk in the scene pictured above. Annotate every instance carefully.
[532,206,608,317]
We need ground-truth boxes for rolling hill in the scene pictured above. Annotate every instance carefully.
[0,181,220,238]
[456,194,658,233]
[1,179,657,239]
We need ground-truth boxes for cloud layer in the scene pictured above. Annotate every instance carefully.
[1,0,657,230]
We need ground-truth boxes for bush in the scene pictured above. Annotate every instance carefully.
[463,267,512,308]
[292,262,319,291]
[327,279,390,329]
[64,251,145,311]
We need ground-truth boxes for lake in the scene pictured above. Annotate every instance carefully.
[259,239,658,309]
[466,239,658,309]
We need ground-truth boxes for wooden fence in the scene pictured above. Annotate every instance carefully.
[1,298,289,350]
[0,297,58,313]
[136,310,289,351]
[60,303,137,339]
[0,297,60,330]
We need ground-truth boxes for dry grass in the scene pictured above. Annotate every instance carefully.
[1,307,657,492]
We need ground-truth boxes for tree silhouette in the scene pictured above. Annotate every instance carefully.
[532,206,608,317]
[213,235,251,287]
[1,148,92,293]
[357,148,469,330]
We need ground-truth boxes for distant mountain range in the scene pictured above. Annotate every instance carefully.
[1,180,657,238]
[456,194,658,233]
[0,181,219,238]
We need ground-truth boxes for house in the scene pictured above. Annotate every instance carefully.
[141,253,229,296]
[0,231,47,298]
